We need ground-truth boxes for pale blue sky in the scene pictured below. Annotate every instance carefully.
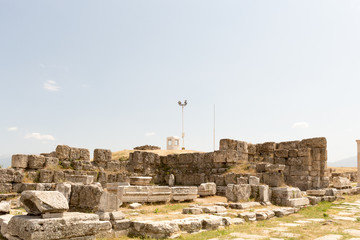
[1,0,360,167]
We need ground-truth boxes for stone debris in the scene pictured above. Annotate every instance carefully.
[198,182,216,196]
[129,203,142,209]
[229,202,261,209]
[333,177,351,189]
[20,191,69,215]
[0,202,10,215]
[182,207,203,215]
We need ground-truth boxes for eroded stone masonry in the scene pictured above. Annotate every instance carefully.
[0,137,359,239]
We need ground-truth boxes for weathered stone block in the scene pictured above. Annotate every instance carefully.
[249,176,260,185]
[11,154,28,168]
[56,183,72,202]
[28,155,46,169]
[0,184,12,193]
[39,170,54,183]
[56,145,71,160]
[94,149,112,162]
[285,197,309,207]
[299,137,327,148]
[129,176,152,186]
[198,182,216,197]
[44,157,59,168]
[274,150,288,158]
[0,201,10,214]
[171,186,198,202]
[263,172,284,187]
[306,189,326,196]
[225,184,251,202]
[333,177,351,189]
[21,190,69,215]
[182,207,203,214]
[70,183,104,211]
[277,141,300,150]
[288,149,298,157]
[130,220,180,239]
[7,212,111,240]
[258,142,276,152]
[65,175,94,185]
[53,171,65,183]
[308,196,321,205]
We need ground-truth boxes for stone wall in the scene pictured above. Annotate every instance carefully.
[126,137,330,191]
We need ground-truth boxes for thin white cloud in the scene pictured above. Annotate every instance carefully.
[24,133,55,141]
[292,122,309,129]
[43,80,60,92]
[7,127,18,131]
[145,132,156,136]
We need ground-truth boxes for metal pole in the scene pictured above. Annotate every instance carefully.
[182,106,184,150]
[213,104,215,151]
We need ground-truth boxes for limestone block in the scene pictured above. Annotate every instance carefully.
[39,169,54,183]
[271,187,302,199]
[53,171,65,183]
[219,139,248,152]
[168,174,175,187]
[7,212,111,240]
[247,176,258,185]
[182,207,203,214]
[94,149,112,162]
[274,157,286,165]
[263,172,284,187]
[0,184,12,193]
[277,141,300,150]
[68,147,82,161]
[266,164,285,173]
[225,184,251,202]
[201,206,226,213]
[274,150,289,158]
[65,175,94,185]
[98,191,120,212]
[11,155,28,168]
[273,208,295,217]
[307,189,326,196]
[148,186,171,203]
[201,217,222,230]
[299,137,327,148]
[324,188,338,196]
[198,182,216,196]
[256,212,268,220]
[214,175,226,186]
[175,218,202,233]
[129,176,152,186]
[118,186,149,203]
[56,183,72,202]
[288,149,298,157]
[333,177,351,189]
[130,220,180,239]
[44,157,59,168]
[105,161,120,171]
[286,197,309,207]
[238,212,256,222]
[224,173,237,185]
[20,190,69,215]
[171,186,198,202]
[112,219,131,231]
[259,185,270,202]
[70,183,104,211]
[129,203,142,209]
[257,142,276,152]
[229,202,261,209]
[308,196,321,205]
[236,177,248,184]
[28,155,46,169]
[298,148,311,157]
[247,144,256,154]
[287,158,302,166]
[321,196,336,202]
[56,145,71,160]
[0,201,10,214]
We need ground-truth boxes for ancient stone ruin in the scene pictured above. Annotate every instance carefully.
[0,137,359,239]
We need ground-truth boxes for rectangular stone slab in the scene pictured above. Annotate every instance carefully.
[7,212,111,240]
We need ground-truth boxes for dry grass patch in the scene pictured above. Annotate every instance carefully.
[112,149,201,161]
